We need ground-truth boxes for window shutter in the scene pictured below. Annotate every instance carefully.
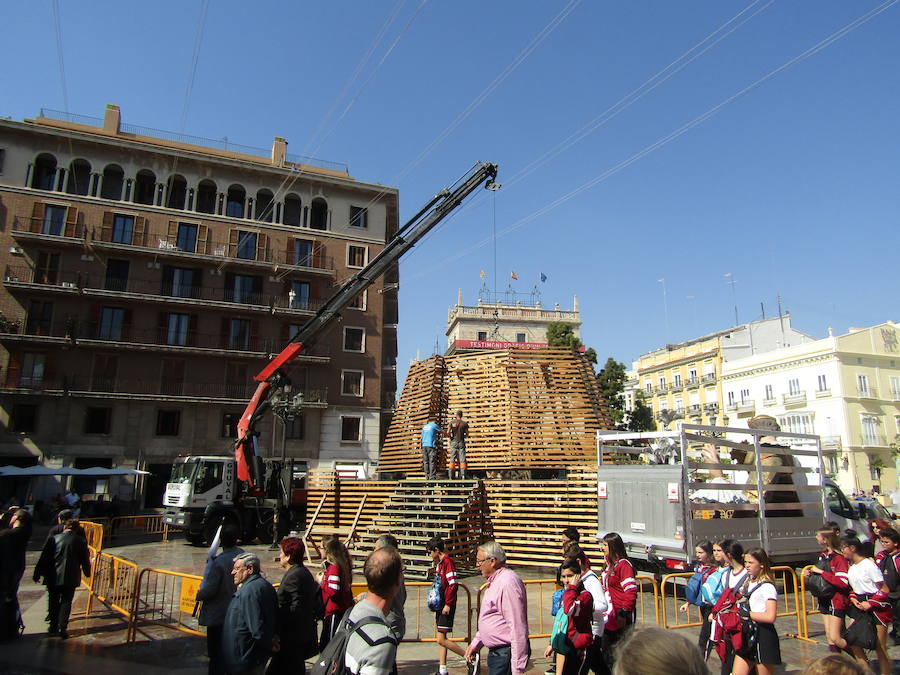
[157,312,168,343]
[133,216,147,246]
[64,206,78,237]
[228,229,239,256]
[101,212,114,242]
[250,320,259,351]
[90,305,101,337]
[168,220,178,241]
[313,241,325,268]
[287,238,295,265]
[188,314,197,347]
[122,309,133,340]
[252,275,263,296]
[30,202,45,233]
[257,233,268,261]
[44,353,56,382]
[197,224,209,254]
[220,317,230,349]
[5,352,21,387]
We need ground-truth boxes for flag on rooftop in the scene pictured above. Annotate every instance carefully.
[540,273,547,283]
[510,271,518,281]
[480,269,485,279]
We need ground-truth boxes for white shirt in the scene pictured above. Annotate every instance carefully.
[848,558,885,595]
[580,570,607,637]
[744,580,777,613]
[726,568,749,590]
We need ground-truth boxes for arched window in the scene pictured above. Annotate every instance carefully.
[134,169,156,205]
[101,164,124,200]
[31,153,57,190]
[65,159,91,195]
[255,189,274,222]
[226,185,245,218]
[197,179,217,214]
[166,174,187,209]
[310,197,328,230]
[283,193,302,226]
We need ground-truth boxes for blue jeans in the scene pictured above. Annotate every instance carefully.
[487,645,512,675]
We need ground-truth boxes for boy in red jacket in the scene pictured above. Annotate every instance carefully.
[428,537,466,675]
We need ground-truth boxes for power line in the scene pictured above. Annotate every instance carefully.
[408,0,899,280]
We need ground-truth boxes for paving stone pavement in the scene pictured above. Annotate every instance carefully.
[2,535,899,674]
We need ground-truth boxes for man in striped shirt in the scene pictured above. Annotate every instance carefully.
[428,536,466,675]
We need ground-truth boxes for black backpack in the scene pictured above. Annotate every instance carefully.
[879,553,900,601]
[310,614,395,675]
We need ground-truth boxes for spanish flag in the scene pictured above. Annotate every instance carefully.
[511,271,518,281]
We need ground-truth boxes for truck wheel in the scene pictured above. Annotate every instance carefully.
[256,519,276,545]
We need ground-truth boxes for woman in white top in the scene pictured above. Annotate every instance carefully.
[841,535,893,675]
[732,548,781,675]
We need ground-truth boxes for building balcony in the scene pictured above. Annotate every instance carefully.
[688,404,702,416]
[685,377,700,388]
[9,216,336,276]
[670,382,684,393]
[1,374,328,405]
[736,400,755,413]
[762,397,777,407]
[815,388,831,398]
[726,402,738,411]
[704,402,719,413]
[861,434,887,448]
[891,389,900,402]
[0,318,331,361]
[702,373,716,384]
[655,385,668,395]
[2,266,322,316]
[782,391,807,406]
[821,435,843,450]
[857,387,878,399]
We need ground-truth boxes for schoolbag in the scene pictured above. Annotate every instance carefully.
[700,567,726,606]
[310,614,394,675]
[879,552,900,601]
[686,566,715,606]
[427,573,444,612]
[549,606,571,655]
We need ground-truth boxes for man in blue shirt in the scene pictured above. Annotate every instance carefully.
[421,418,441,479]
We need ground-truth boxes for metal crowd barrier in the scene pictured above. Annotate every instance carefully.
[797,564,823,642]
[83,551,141,622]
[352,580,473,643]
[127,568,205,642]
[80,520,105,552]
[106,514,182,542]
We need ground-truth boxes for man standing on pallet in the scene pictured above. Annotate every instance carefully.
[447,411,469,480]
[421,418,441,479]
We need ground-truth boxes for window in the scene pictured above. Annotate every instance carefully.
[290,281,310,310]
[34,251,60,285]
[176,223,198,252]
[99,307,125,340]
[348,291,366,310]
[343,327,365,352]
[283,194,302,226]
[516,332,526,343]
[26,300,53,335]
[287,323,302,340]
[788,378,801,396]
[645,382,652,394]
[236,231,257,259]
[740,388,750,403]
[340,416,361,442]
[65,159,91,196]
[229,319,251,350]
[294,239,313,266]
[861,416,881,445]
[857,374,870,397]
[255,189,274,222]
[112,214,134,244]
[156,410,181,436]
[891,376,900,399]
[226,273,262,304]
[347,245,366,268]
[226,185,246,218]
[196,179,217,214]
[310,197,328,230]
[658,376,666,390]
[105,259,129,291]
[688,368,698,383]
[225,362,248,398]
[894,415,900,434]
[222,413,239,438]
[42,205,66,235]
[779,413,813,435]
[9,404,38,433]
[167,175,187,209]
[825,483,855,519]
[285,416,304,440]
[817,374,829,392]
[727,391,735,406]
[675,399,684,412]
[166,313,190,346]
[163,267,200,298]
[32,154,57,190]
[673,373,682,387]
[84,407,112,434]
[764,384,773,401]
[341,370,364,397]
[349,206,368,228]
[101,165,124,200]
[92,354,117,391]
[160,359,185,395]
[21,353,45,387]
[0,148,6,174]
[133,170,156,205]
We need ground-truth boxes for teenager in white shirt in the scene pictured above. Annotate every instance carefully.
[732,548,781,675]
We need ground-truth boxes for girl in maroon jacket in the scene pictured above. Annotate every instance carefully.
[544,558,593,675]
[600,532,636,671]
[804,528,851,654]
[316,537,353,651]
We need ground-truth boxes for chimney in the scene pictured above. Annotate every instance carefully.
[272,136,287,166]
[103,104,121,134]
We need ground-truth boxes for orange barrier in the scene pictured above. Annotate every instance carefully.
[80,520,105,552]
[127,567,204,642]
[82,550,141,626]
[659,572,701,630]
[107,514,181,541]
[352,580,473,643]
[797,564,823,642]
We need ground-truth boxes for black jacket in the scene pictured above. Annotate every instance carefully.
[222,573,277,673]
[0,523,32,591]
[274,564,319,658]
[34,529,91,588]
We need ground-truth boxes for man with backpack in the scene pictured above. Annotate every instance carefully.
[333,546,402,675]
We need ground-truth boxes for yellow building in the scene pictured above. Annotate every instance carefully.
[635,315,815,429]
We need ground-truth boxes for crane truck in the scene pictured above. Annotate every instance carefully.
[163,162,500,545]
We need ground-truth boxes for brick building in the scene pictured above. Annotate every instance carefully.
[0,105,399,506]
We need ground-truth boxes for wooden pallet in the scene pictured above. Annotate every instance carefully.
[379,348,611,474]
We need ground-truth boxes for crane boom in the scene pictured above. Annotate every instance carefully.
[236,162,499,487]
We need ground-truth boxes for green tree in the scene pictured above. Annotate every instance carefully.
[597,358,627,427]
[546,321,596,365]
[628,392,656,432]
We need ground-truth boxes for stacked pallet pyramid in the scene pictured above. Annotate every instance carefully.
[379,348,610,474]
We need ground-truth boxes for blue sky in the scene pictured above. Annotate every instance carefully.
[3,1,898,386]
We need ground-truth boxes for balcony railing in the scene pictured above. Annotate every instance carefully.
[726,402,738,411]
[857,387,878,399]
[821,435,843,450]
[783,391,807,405]
[670,382,684,393]
[688,404,702,415]
[2,265,325,313]
[702,373,716,384]
[737,399,755,413]
[0,316,331,358]
[3,373,328,403]
[704,403,719,412]
[685,377,700,388]
[862,434,887,447]
[10,216,88,239]
[655,385,667,395]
